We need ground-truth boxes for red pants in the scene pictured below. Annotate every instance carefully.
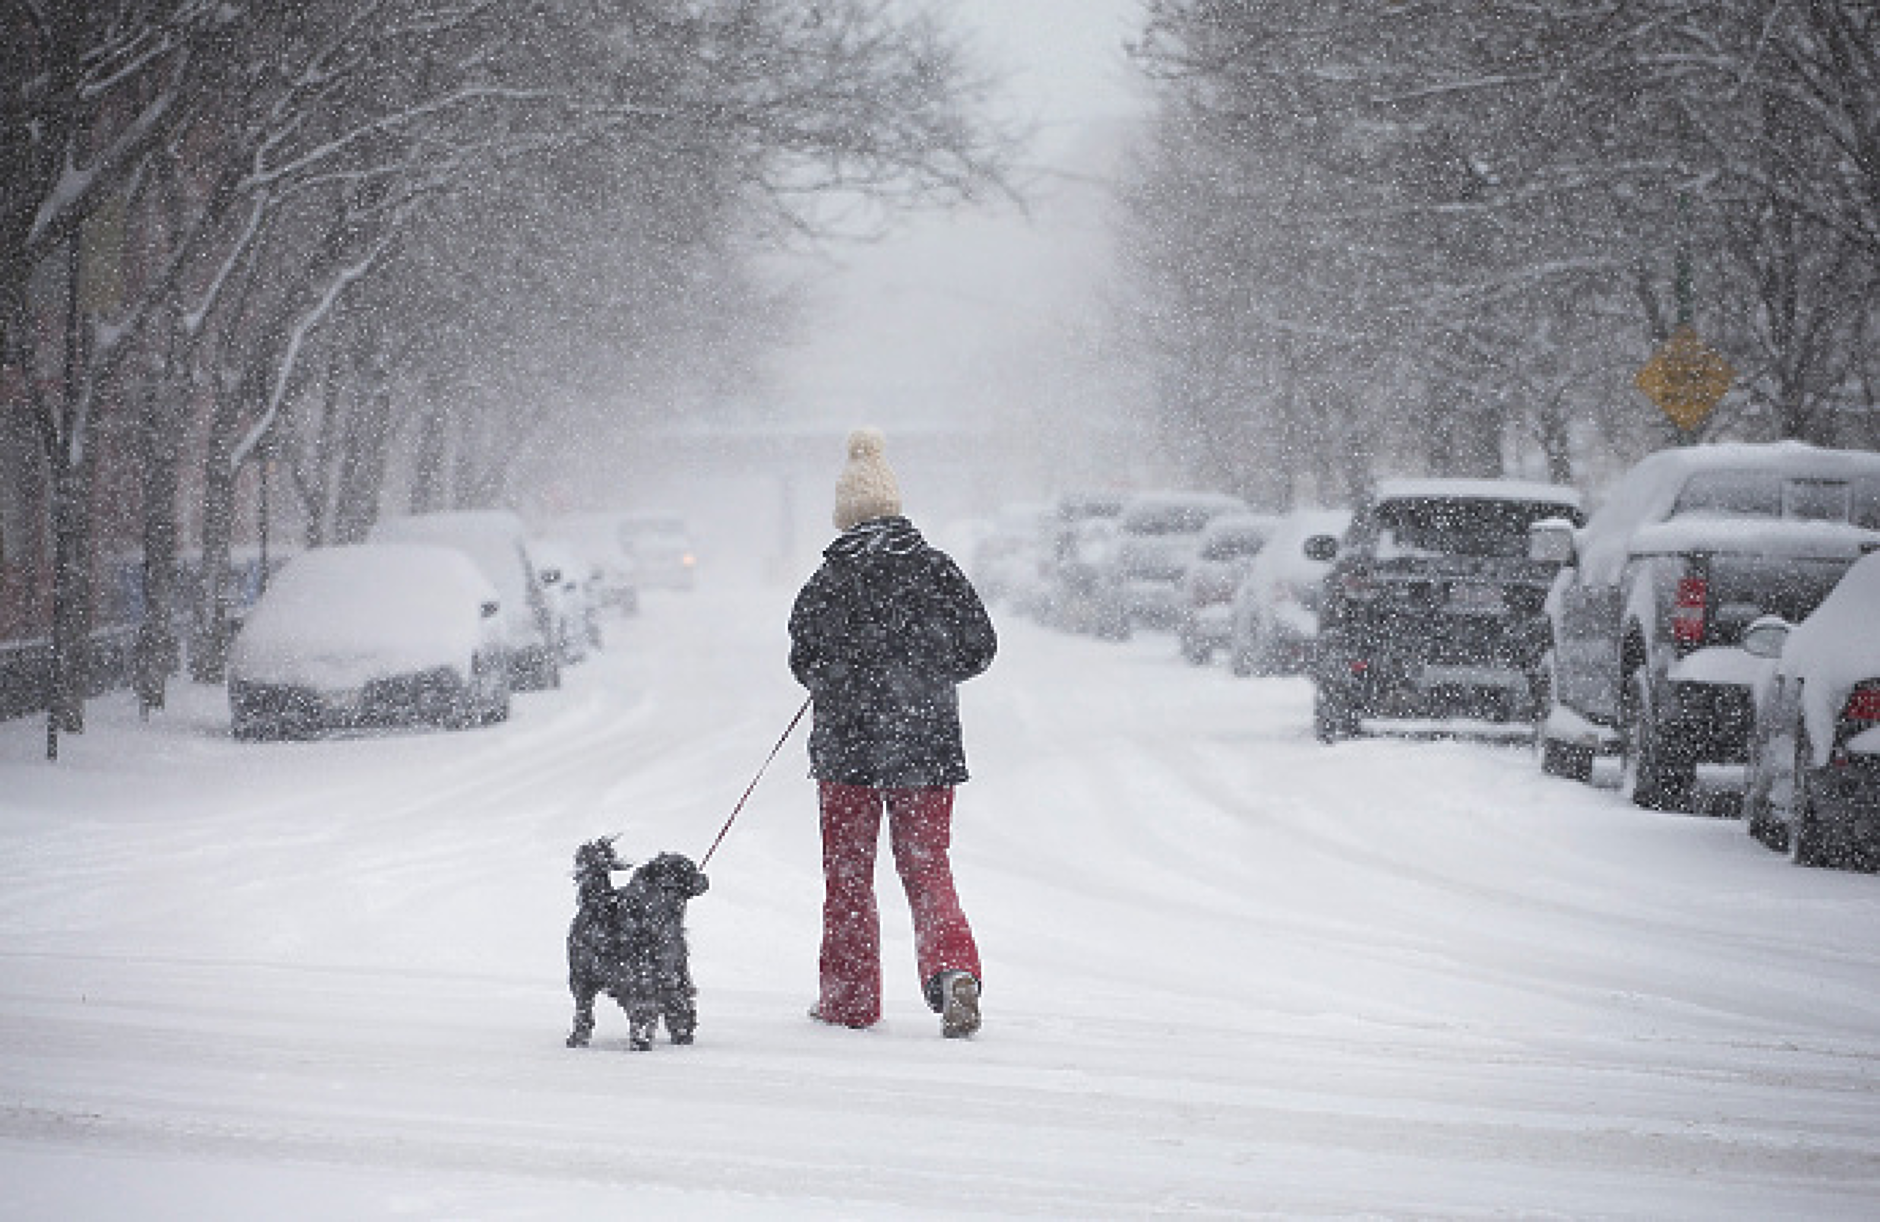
[817,782,981,1028]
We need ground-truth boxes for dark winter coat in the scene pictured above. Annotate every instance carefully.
[789,516,997,787]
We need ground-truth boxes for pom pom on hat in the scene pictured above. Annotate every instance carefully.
[832,426,903,530]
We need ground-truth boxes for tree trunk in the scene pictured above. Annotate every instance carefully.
[1535,389,1575,487]
[133,318,183,713]
[189,374,246,684]
[49,232,93,742]
[48,453,93,736]
[409,403,448,515]
[332,380,393,543]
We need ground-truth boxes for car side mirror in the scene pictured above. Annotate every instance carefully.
[1302,535,1339,562]
[1740,615,1790,660]
[480,600,501,620]
[1528,519,1578,567]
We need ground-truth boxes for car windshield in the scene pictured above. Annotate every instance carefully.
[1672,471,1880,526]
[1367,497,1582,558]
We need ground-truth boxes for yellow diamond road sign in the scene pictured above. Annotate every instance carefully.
[1636,326,1735,432]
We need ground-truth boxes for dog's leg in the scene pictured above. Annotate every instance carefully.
[663,994,697,1045]
[626,1002,658,1051]
[568,983,597,1048]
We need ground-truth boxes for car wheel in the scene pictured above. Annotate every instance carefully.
[1539,737,1594,783]
[1533,651,1594,782]
[1229,638,1255,678]
[232,717,273,742]
[1620,668,1694,812]
[1314,683,1361,743]
[1180,631,1210,665]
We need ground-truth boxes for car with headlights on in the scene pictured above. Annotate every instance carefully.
[228,544,510,740]
[1739,551,1880,869]
[617,513,698,591]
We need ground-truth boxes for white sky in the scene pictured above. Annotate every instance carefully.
[768,0,1150,433]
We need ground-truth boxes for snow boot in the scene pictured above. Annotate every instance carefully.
[936,971,981,1039]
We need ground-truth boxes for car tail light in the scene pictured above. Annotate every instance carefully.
[1844,683,1880,725]
[1830,682,1880,766]
[1671,575,1707,646]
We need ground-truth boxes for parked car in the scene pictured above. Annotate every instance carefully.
[1311,479,1585,741]
[1094,491,1250,639]
[970,501,1052,612]
[227,543,511,739]
[1039,491,1126,628]
[1177,513,1279,664]
[1739,552,1880,868]
[617,514,697,590]
[1228,507,1352,677]
[540,513,640,614]
[1046,518,1121,635]
[369,509,561,691]
[529,537,597,663]
[1533,442,1880,810]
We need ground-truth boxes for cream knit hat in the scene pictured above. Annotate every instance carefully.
[832,427,903,530]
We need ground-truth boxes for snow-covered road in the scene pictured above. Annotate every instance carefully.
[4,571,1879,1219]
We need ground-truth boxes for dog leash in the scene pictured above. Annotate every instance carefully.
[699,696,812,869]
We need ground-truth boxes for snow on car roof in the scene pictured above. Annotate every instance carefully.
[1374,478,1582,507]
[1630,519,1880,562]
[368,511,539,646]
[1579,442,1880,587]
[230,544,497,687]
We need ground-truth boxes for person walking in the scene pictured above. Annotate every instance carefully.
[788,428,997,1037]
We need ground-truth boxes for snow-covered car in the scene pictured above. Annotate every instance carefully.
[1534,442,1880,809]
[1739,552,1880,869]
[1094,491,1250,638]
[540,513,640,614]
[227,543,511,740]
[617,514,697,591]
[1228,507,1352,677]
[1177,513,1278,664]
[1038,491,1126,629]
[529,538,597,663]
[369,510,561,691]
[1045,518,1120,634]
[1312,479,1585,740]
[970,501,1053,614]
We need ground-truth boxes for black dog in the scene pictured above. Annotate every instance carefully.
[565,838,710,1051]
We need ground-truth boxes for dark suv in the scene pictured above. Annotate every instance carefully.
[1309,479,1585,741]
[1533,442,1880,810]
